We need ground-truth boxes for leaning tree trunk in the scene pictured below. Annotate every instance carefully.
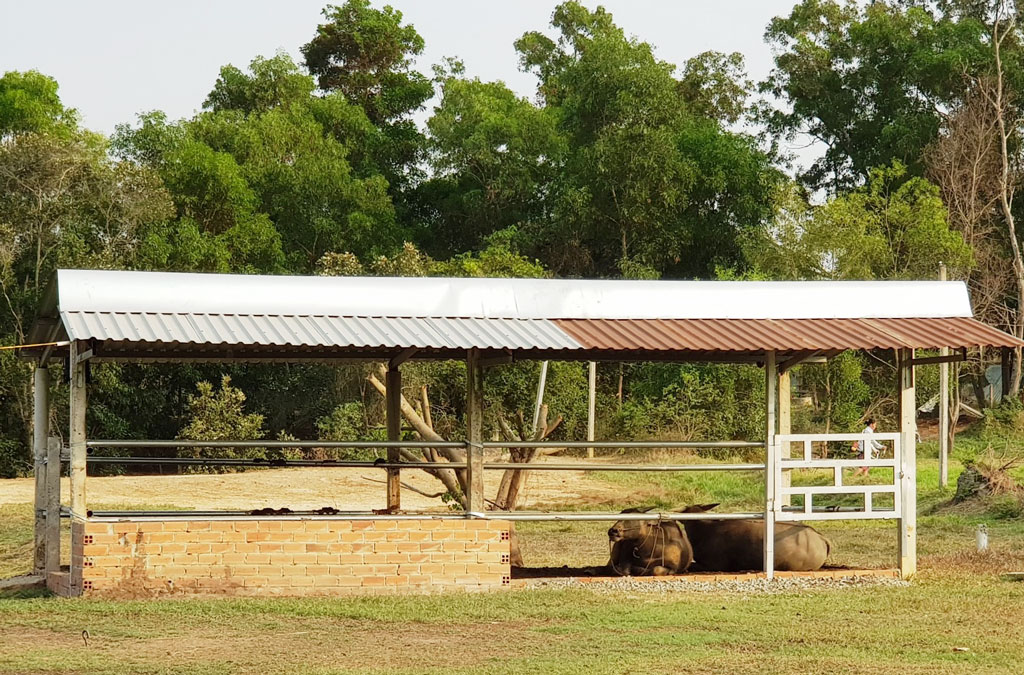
[367,365,563,567]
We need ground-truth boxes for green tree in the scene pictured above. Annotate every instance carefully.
[514,2,782,278]
[0,70,77,138]
[678,51,752,125]
[302,0,432,190]
[115,55,402,273]
[204,52,316,114]
[177,375,270,469]
[762,0,993,191]
[418,67,564,257]
[0,129,174,474]
[746,163,972,280]
[797,352,871,433]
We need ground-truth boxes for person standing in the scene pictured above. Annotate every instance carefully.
[854,418,884,477]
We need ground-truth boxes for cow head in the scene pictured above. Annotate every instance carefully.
[607,506,655,542]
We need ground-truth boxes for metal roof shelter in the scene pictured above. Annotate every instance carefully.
[23,270,1024,590]
[24,269,1022,363]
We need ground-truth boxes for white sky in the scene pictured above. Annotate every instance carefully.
[0,0,811,162]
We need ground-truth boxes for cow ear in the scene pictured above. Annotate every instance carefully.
[620,506,656,514]
[679,503,719,513]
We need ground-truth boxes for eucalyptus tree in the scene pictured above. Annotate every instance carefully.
[512,2,782,278]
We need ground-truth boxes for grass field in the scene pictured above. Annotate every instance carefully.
[2,438,1024,674]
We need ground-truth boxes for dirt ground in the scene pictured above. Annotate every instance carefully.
[0,455,624,511]
[0,621,553,673]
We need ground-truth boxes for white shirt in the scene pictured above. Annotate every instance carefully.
[861,426,884,459]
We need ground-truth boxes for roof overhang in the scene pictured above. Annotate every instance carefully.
[23,270,1024,364]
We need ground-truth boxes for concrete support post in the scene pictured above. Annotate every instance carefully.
[466,348,485,513]
[385,364,402,512]
[778,369,791,507]
[587,362,596,459]
[69,341,87,520]
[32,366,50,574]
[45,436,60,574]
[764,350,777,579]
[898,348,917,579]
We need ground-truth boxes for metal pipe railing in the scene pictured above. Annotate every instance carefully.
[482,462,764,472]
[79,509,765,522]
[84,457,466,469]
[86,439,466,449]
[466,511,763,522]
[481,440,763,449]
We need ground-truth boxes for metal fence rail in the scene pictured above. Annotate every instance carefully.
[75,437,770,522]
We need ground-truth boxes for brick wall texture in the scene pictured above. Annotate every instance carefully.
[62,518,512,598]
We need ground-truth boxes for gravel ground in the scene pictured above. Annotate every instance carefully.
[518,575,910,594]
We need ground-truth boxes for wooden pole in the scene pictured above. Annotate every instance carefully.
[466,348,485,512]
[32,366,50,574]
[531,361,549,435]
[938,263,950,488]
[69,341,87,520]
[587,362,596,459]
[385,364,402,512]
[45,436,60,574]
[898,347,917,579]
[778,369,791,507]
[764,350,777,579]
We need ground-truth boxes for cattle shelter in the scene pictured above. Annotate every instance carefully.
[22,270,1024,597]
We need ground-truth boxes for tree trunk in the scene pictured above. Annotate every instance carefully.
[366,370,465,504]
[947,362,960,457]
[990,13,1024,397]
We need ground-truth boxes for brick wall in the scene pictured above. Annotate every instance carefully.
[62,517,511,598]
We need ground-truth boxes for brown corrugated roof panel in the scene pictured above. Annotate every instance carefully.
[554,318,1023,352]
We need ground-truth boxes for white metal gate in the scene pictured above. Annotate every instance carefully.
[773,432,902,521]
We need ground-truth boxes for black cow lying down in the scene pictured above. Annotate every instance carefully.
[606,505,831,575]
[607,507,693,576]
[681,503,831,572]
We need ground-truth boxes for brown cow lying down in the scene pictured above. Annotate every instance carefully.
[680,504,831,572]
[607,507,693,576]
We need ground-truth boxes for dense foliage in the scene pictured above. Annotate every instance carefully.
[3,0,1023,475]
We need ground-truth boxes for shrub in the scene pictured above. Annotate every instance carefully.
[177,375,271,471]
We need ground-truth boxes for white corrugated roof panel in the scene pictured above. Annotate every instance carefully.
[55,269,973,320]
[60,312,583,351]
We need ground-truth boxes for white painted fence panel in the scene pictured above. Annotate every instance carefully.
[774,433,902,522]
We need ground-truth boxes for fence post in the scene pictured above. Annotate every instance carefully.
[466,348,485,512]
[45,436,61,574]
[587,362,596,458]
[33,366,50,574]
[764,350,777,579]
[898,348,917,579]
[778,369,791,507]
[69,341,87,520]
[385,364,402,512]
